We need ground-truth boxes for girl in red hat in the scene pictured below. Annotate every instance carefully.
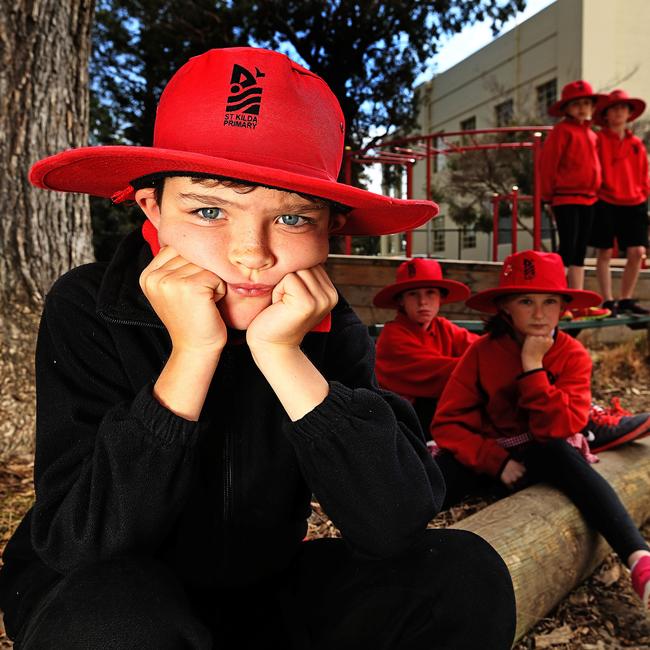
[372,258,476,432]
[0,48,517,649]
[590,89,650,317]
[540,80,610,320]
[432,250,650,610]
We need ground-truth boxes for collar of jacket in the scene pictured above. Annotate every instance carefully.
[394,311,437,336]
[96,228,165,329]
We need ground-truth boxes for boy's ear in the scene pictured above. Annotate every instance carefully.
[134,187,161,229]
[328,212,348,234]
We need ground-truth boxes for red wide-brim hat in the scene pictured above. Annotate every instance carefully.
[466,251,602,313]
[547,80,602,117]
[593,89,646,126]
[29,47,438,237]
[373,258,470,308]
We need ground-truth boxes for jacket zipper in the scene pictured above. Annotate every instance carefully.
[98,311,166,329]
[223,430,233,521]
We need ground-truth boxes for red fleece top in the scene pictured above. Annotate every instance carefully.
[431,331,592,477]
[540,119,602,206]
[597,128,650,205]
[375,314,479,402]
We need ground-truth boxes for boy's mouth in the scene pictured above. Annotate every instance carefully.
[229,283,273,297]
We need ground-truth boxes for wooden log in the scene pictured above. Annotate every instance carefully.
[451,439,650,642]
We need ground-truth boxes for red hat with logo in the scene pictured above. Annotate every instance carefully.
[593,89,646,126]
[466,251,602,313]
[547,80,602,117]
[373,258,471,309]
[28,47,438,236]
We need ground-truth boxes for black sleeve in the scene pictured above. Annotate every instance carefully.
[284,300,445,559]
[30,270,200,573]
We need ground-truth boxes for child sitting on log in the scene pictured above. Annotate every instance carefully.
[372,258,650,452]
[431,250,650,609]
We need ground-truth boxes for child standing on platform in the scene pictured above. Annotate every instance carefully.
[591,89,650,316]
[540,80,610,320]
[431,250,650,610]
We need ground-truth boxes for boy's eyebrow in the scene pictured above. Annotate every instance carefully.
[177,192,327,212]
[178,192,233,204]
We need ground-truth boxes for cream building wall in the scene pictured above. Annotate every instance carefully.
[386,0,650,261]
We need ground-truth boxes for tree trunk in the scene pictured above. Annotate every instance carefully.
[0,0,95,456]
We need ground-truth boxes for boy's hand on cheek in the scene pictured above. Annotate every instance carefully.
[246,265,337,351]
[521,334,554,372]
[140,245,228,356]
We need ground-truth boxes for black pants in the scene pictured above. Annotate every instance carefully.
[436,439,649,562]
[553,203,594,266]
[11,530,515,650]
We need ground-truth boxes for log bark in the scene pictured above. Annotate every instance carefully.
[452,439,650,642]
[0,0,95,455]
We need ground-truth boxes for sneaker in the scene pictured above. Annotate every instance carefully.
[617,298,650,315]
[602,300,618,318]
[587,398,650,453]
[631,555,650,609]
[570,306,611,321]
[560,309,574,321]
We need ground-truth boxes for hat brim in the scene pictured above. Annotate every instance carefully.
[593,98,646,126]
[29,146,438,236]
[373,278,471,309]
[466,286,603,313]
[547,94,602,117]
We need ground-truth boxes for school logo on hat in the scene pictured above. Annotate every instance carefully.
[523,258,535,280]
[224,63,265,130]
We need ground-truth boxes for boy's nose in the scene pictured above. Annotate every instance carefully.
[227,228,275,275]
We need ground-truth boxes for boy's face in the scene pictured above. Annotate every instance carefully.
[398,287,441,329]
[604,102,632,129]
[136,177,343,330]
[565,98,594,123]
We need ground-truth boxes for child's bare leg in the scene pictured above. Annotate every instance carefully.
[566,265,585,290]
[620,246,646,299]
[595,248,613,301]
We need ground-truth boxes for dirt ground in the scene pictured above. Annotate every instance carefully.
[1,333,649,648]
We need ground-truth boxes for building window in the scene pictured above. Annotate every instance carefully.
[461,227,476,249]
[460,116,476,131]
[536,79,557,117]
[495,99,513,127]
[432,215,445,253]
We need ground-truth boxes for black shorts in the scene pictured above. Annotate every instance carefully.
[590,200,649,250]
[552,203,594,267]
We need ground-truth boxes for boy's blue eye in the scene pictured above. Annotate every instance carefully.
[278,214,310,226]
[196,207,222,220]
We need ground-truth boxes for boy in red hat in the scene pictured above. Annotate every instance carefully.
[432,250,650,610]
[373,258,476,431]
[590,89,650,316]
[0,48,516,649]
[540,80,610,320]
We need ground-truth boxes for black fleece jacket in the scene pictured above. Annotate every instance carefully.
[0,229,444,631]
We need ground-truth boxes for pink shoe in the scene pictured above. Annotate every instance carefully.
[631,555,650,609]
